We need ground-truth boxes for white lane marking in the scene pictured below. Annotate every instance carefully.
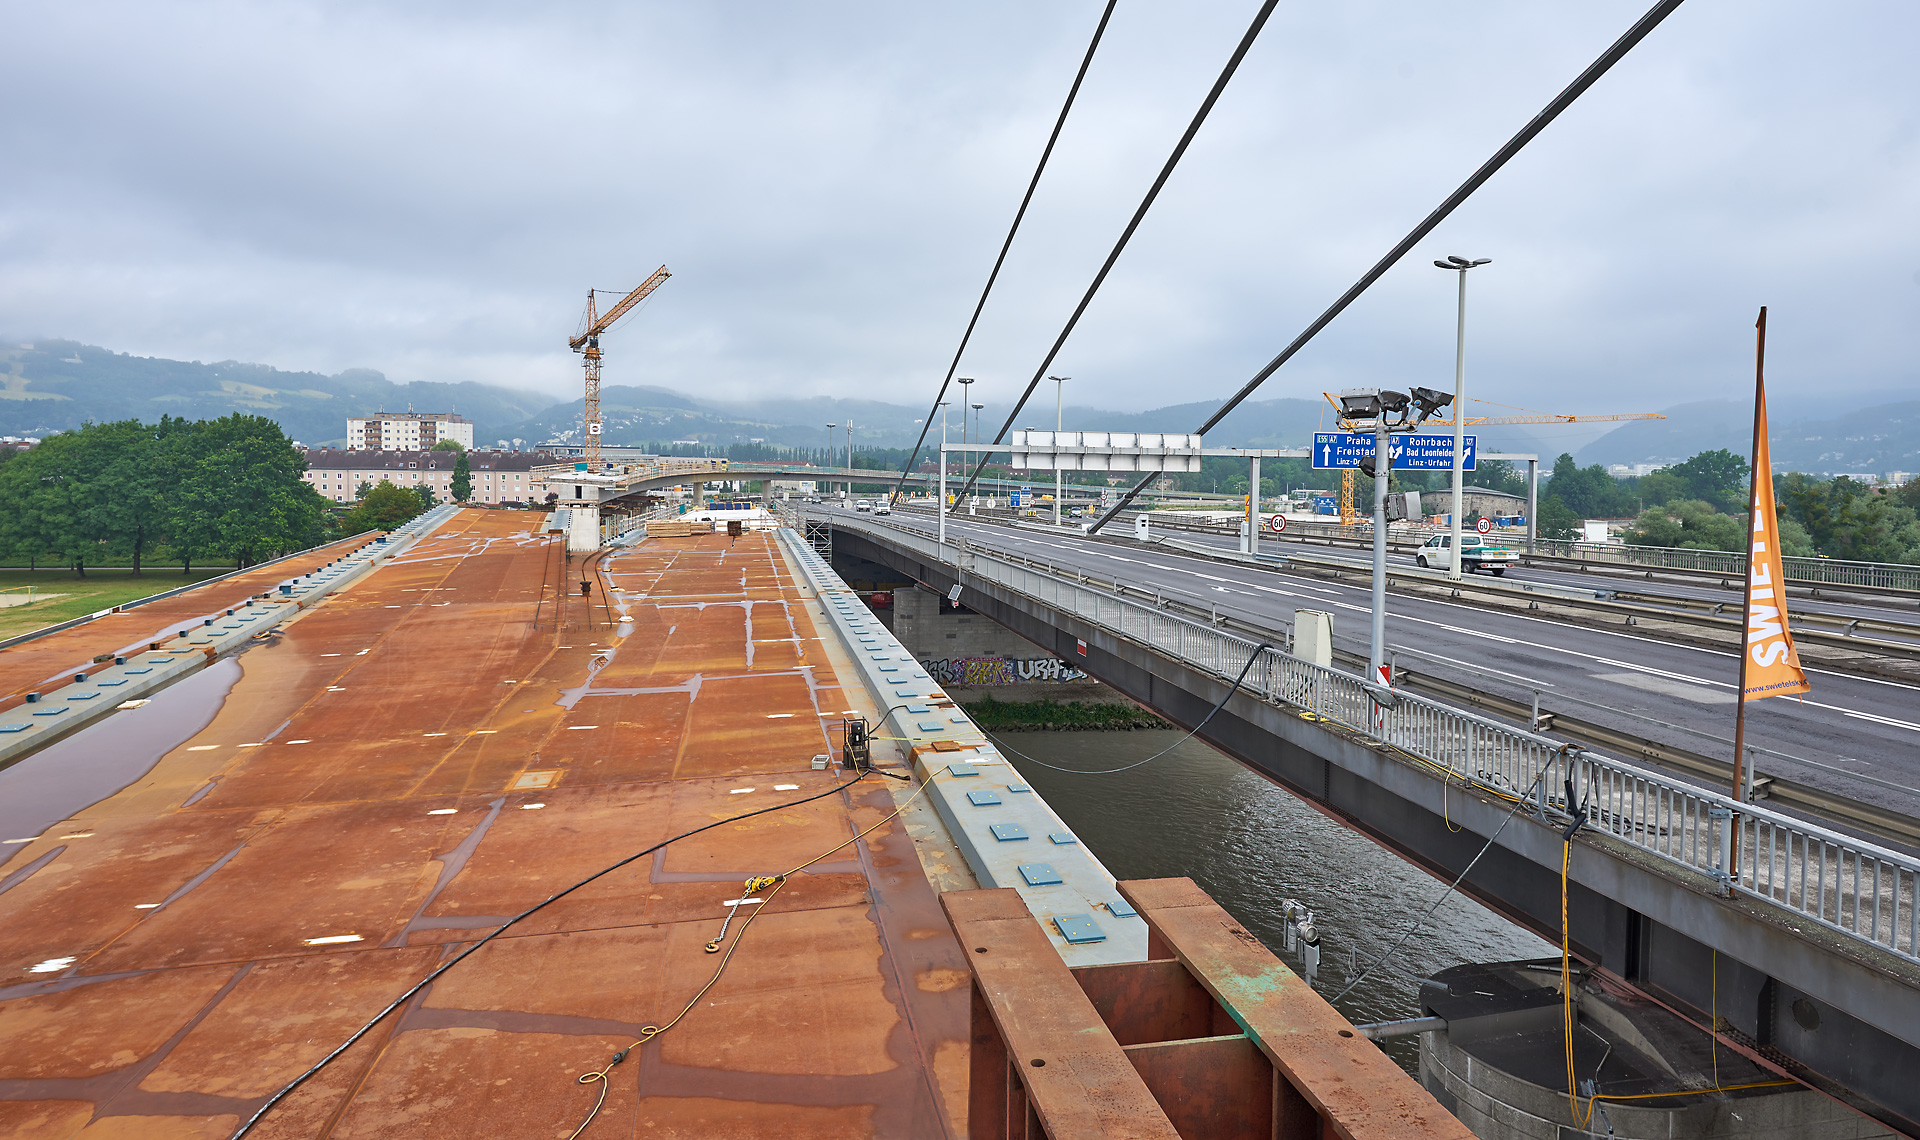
[774,783,799,790]
[303,934,364,946]
[729,787,755,794]
[186,745,218,752]
[428,808,459,815]
[1843,710,1920,732]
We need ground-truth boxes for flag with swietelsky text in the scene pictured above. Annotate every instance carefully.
[1742,379,1810,700]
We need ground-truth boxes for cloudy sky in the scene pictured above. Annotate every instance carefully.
[4,1,1915,423]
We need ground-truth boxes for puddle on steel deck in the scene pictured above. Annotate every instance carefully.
[0,658,240,846]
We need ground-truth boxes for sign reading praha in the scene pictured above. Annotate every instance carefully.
[1311,432,1476,472]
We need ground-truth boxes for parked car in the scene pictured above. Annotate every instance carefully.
[1415,533,1518,576]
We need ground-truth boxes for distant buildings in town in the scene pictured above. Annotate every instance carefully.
[345,412,473,451]
[302,448,557,505]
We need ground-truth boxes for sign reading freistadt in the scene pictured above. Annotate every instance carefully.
[1312,433,1476,471]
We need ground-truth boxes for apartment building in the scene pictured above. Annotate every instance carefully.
[302,448,555,505]
[344,412,474,451]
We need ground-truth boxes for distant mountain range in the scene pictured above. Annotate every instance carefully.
[1573,399,1920,476]
[6,340,1913,476]
[0,341,551,447]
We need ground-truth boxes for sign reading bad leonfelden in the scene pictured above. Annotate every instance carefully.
[1312,432,1477,471]
[1010,430,1203,472]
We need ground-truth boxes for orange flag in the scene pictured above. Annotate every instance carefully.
[1740,364,1810,700]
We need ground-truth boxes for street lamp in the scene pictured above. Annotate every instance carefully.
[845,422,854,499]
[956,378,974,446]
[1337,386,1453,687]
[1049,375,1069,526]
[1434,255,1491,581]
[826,423,838,499]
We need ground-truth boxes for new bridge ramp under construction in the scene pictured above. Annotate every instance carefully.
[0,507,1455,1139]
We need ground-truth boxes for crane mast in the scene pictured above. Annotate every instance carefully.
[570,265,671,468]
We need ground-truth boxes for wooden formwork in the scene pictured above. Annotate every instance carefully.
[944,877,1473,1140]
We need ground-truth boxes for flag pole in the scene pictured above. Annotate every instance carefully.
[1728,306,1766,887]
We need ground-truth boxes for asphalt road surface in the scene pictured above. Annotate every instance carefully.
[825,506,1920,823]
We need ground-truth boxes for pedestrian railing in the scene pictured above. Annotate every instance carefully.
[822,510,1920,967]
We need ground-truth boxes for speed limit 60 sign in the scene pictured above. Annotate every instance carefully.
[1476,517,1493,534]
[1266,515,1287,534]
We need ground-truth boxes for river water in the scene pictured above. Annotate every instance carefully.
[992,728,1554,1073]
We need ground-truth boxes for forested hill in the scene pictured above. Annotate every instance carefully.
[0,341,552,446]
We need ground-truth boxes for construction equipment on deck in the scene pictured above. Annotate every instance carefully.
[570,265,672,469]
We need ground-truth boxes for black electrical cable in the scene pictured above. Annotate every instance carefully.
[1087,0,1685,534]
[986,641,1272,775]
[227,770,875,1140]
[887,0,1118,507]
[951,0,1280,507]
[1326,765,1549,1003]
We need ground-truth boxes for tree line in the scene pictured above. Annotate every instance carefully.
[1535,448,1920,563]
[0,414,443,575]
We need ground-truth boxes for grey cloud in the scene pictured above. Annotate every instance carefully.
[2,1,1914,423]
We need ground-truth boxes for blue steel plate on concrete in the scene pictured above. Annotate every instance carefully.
[1054,914,1107,944]
[97,680,126,687]
[69,693,98,701]
[1018,863,1063,886]
[1049,832,1077,845]
[916,720,944,732]
[879,666,899,673]
[946,763,979,777]
[966,790,1002,807]
[906,705,930,714]
[1107,898,1139,919]
[33,708,68,716]
[990,823,1029,841]
[1006,783,1032,794]
[0,724,26,733]
[125,668,152,675]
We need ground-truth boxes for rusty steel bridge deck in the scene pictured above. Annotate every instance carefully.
[0,511,969,1138]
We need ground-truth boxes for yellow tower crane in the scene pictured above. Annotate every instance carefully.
[1320,394,1666,526]
[569,265,672,469]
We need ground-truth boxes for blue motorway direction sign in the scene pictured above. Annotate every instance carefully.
[1312,432,1476,472]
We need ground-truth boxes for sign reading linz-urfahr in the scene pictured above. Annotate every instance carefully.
[1011,430,1203,473]
[1312,432,1476,471]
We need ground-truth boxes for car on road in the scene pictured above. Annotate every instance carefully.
[1415,532,1518,576]
[855,499,872,512]
[873,501,891,515]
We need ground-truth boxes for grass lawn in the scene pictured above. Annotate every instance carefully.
[0,567,225,642]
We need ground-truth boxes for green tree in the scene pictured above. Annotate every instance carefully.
[451,451,472,502]
[1667,448,1749,510]
[1622,499,1746,551]
[341,482,425,533]
[172,414,326,567]
[1537,494,1579,541]
[413,484,437,510]
[431,439,465,452]
[1544,453,1629,518]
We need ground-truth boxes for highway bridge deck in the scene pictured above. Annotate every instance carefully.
[0,511,971,1137]
[859,507,1920,825]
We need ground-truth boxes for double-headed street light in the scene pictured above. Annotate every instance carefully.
[1339,386,1454,688]
[1049,376,1069,526]
[956,378,975,445]
[1434,255,1491,581]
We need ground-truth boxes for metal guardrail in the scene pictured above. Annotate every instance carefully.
[827,511,1920,968]
[1534,538,1920,594]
